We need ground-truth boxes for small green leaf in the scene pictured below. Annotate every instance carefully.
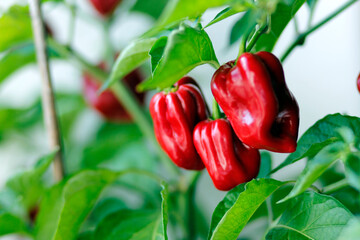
[338,218,360,240]
[229,9,261,45]
[0,5,32,52]
[149,36,168,73]
[208,178,284,240]
[130,0,168,19]
[257,151,272,178]
[205,7,246,28]
[93,183,168,240]
[266,192,353,240]
[344,152,360,192]
[103,38,158,90]
[280,142,346,203]
[139,24,219,91]
[5,151,57,209]
[273,114,360,173]
[35,169,119,240]
[253,0,307,52]
[157,0,230,28]
[0,211,29,236]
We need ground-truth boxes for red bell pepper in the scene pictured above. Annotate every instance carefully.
[211,51,299,153]
[89,0,121,16]
[149,77,207,170]
[193,119,260,191]
[83,64,144,122]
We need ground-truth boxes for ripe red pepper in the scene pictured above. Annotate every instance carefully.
[150,77,207,170]
[83,64,144,122]
[193,119,260,191]
[357,73,360,93]
[89,0,121,16]
[211,51,299,153]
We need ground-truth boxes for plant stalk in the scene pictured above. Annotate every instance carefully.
[281,0,358,62]
[29,0,64,181]
[322,179,349,194]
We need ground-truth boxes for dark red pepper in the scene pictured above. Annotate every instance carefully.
[89,0,121,16]
[193,119,260,191]
[149,77,207,170]
[357,73,360,93]
[83,63,144,122]
[211,51,299,153]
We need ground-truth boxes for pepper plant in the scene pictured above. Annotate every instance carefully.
[0,0,359,239]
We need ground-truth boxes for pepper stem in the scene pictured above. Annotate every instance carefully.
[212,100,221,120]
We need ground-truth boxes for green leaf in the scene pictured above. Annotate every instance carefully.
[280,141,346,203]
[273,114,360,173]
[205,7,245,28]
[229,9,261,45]
[5,151,57,209]
[130,0,168,19]
[0,211,29,236]
[306,0,317,12]
[149,36,168,73]
[93,183,168,240]
[0,43,61,85]
[138,24,219,91]
[103,38,158,90]
[208,178,284,240]
[266,192,353,240]
[338,218,360,240]
[0,5,32,52]
[253,0,306,52]
[157,0,229,28]
[35,169,119,240]
[257,151,272,178]
[344,152,360,192]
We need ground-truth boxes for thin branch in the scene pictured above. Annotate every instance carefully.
[29,0,64,181]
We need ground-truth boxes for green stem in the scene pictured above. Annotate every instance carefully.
[245,23,268,53]
[322,179,349,194]
[48,38,180,177]
[66,2,77,46]
[212,100,221,120]
[293,16,300,35]
[281,0,358,62]
[186,171,202,240]
[103,17,115,66]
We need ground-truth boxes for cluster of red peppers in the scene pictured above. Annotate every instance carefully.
[150,52,300,191]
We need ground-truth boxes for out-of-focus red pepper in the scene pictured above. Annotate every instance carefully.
[89,0,121,16]
[83,63,144,122]
[150,77,207,170]
[357,73,360,93]
[193,119,260,191]
[211,51,299,153]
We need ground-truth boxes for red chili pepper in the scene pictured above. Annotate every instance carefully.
[193,119,260,191]
[89,0,121,16]
[149,77,207,170]
[211,51,299,153]
[83,64,144,122]
[357,73,360,93]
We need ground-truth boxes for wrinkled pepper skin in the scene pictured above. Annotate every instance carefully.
[193,119,260,191]
[211,52,299,153]
[83,65,144,122]
[150,77,207,170]
[89,0,121,16]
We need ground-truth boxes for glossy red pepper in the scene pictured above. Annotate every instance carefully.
[211,51,299,153]
[357,73,360,93]
[193,119,260,191]
[150,77,207,170]
[89,0,121,16]
[83,64,144,122]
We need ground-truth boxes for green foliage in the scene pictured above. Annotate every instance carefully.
[35,170,119,240]
[208,179,284,240]
[229,9,261,45]
[257,151,272,178]
[266,192,353,239]
[273,114,360,173]
[139,23,219,91]
[130,0,168,19]
[344,152,360,191]
[205,6,248,28]
[339,218,360,240]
